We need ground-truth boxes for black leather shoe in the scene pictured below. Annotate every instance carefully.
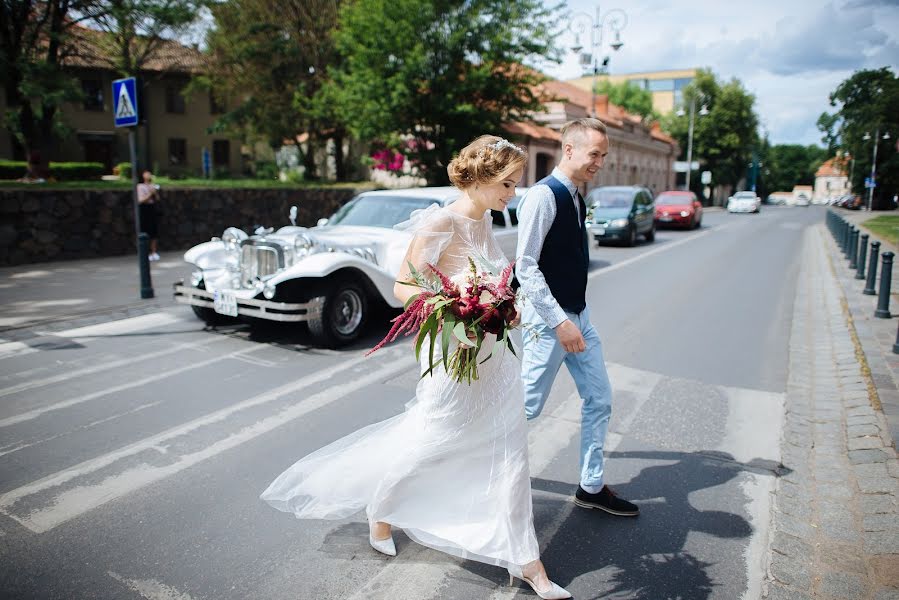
[574,485,639,516]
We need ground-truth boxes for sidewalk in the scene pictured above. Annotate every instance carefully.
[763,222,898,600]
[0,252,192,340]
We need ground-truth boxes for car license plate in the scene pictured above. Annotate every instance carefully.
[660,216,672,222]
[595,227,606,235]
[213,290,238,316]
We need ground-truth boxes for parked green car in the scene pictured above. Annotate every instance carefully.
[586,186,656,246]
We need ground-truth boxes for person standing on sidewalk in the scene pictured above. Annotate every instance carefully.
[516,117,639,517]
[137,170,161,261]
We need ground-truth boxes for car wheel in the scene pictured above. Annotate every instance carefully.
[644,226,655,242]
[307,280,368,347]
[191,305,239,326]
[626,226,637,247]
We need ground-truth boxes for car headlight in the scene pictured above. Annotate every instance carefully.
[263,282,276,300]
[190,270,203,287]
[610,218,629,228]
[680,210,689,217]
[293,232,319,258]
[222,227,248,253]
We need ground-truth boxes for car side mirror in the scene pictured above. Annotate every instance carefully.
[316,217,329,227]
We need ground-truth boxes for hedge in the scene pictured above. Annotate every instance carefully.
[0,160,105,181]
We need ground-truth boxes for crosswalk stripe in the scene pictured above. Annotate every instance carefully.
[49,313,184,339]
[0,344,264,429]
[0,336,229,400]
[0,346,408,533]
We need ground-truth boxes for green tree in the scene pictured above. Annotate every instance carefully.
[759,143,828,197]
[331,0,560,185]
[1,0,99,164]
[818,67,898,207]
[661,68,759,200]
[594,79,656,120]
[79,0,205,76]
[201,0,342,179]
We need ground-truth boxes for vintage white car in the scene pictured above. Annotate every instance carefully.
[174,187,522,347]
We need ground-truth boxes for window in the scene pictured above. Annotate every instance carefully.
[82,79,104,111]
[168,138,187,166]
[647,78,674,92]
[165,84,186,114]
[674,78,693,91]
[212,140,230,166]
[209,92,225,115]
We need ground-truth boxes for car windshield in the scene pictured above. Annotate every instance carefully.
[656,194,691,205]
[588,190,633,209]
[329,195,441,228]
[734,192,756,199]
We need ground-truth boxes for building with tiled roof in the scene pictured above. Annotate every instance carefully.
[0,25,239,175]
[566,68,699,115]
[814,156,850,204]
[505,77,678,193]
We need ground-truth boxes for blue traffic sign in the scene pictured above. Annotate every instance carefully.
[865,177,877,189]
[112,77,139,127]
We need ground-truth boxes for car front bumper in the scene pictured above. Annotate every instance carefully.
[655,214,692,226]
[173,283,324,322]
[592,225,630,241]
[728,204,758,213]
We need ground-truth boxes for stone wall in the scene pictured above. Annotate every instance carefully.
[0,187,360,266]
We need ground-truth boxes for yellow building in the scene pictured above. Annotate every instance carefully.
[566,68,699,115]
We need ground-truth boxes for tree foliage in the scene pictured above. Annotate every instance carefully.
[594,79,656,120]
[200,0,343,178]
[78,0,205,77]
[661,68,759,196]
[817,67,898,207]
[0,0,97,162]
[330,0,561,185]
[758,143,828,197]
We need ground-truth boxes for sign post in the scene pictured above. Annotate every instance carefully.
[113,77,153,299]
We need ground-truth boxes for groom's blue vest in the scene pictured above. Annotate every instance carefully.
[535,175,589,314]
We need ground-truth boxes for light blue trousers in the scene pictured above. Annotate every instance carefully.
[520,301,612,490]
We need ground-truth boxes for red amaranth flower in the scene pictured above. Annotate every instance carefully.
[427,263,459,296]
[366,291,434,355]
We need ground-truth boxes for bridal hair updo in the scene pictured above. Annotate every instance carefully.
[447,135,528,189]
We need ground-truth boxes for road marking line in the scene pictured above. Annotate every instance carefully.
[49,313,184,339]
[0,340,38,360]
[0,347,407,533]
[0,336,230,400]
[107,571,198,600]
[0,342,253,428]
[588,222,739,281]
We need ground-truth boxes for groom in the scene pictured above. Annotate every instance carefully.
[516,118,638,517]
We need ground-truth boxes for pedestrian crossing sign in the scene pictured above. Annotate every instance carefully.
[112,77,139,127]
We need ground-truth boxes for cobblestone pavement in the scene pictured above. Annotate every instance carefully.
[763,223,899,600]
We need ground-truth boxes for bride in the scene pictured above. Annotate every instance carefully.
[260,135,571,599]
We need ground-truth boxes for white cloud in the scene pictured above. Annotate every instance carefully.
[542,0,899,145]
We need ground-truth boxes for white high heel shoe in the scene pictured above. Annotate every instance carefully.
[507,565,572,599]
[368,523,396,556]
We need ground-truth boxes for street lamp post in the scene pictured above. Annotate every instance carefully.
[676,95,708,191]
[568,6,628,118]
[863,128,891,211]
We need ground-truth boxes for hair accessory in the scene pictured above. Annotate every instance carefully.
[489,138,524,154]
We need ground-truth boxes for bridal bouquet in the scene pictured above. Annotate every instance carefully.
[368,258,519,383]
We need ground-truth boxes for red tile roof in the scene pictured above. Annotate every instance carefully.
[62,24,208,74]
[815,157,848,177]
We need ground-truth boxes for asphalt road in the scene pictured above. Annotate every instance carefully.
[0,205,823,600]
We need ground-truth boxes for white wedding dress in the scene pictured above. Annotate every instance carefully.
[260,205,540,569]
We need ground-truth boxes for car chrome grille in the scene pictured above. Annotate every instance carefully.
[239,241,284,288]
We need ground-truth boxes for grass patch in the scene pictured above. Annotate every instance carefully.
[0,178,378,191]
[861,215,899,248]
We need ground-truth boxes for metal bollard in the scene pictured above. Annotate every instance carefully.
[894,319,899,354]
[138,233,155,299]
[856,234,869,279]
[849,227,858,269]
[864,241,880,295]
[875,251,894,318]
[842,222,851,255]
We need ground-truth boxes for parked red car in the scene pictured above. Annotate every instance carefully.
[654,191,703,229]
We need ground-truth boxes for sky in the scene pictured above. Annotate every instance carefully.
[534,0,899,146]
